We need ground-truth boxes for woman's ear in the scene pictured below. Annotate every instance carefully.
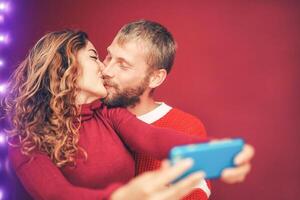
[148,69,167,89]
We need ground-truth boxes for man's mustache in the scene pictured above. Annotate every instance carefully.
[102,76,118,89]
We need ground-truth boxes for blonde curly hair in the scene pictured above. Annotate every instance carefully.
[2,30,89,167]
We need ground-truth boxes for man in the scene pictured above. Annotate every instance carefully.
[102,20,254,199]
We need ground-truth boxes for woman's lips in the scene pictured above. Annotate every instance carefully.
[103,82,110,88]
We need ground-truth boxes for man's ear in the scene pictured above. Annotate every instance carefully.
[148,69,167,89]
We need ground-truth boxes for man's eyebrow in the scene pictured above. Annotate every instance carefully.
[88,49,98,56]
[118,57,133,67]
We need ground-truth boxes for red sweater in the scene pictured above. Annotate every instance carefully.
[135,103,211,199]
[9,100,206,200]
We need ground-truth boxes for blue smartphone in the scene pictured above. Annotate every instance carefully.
[169,138,244,180]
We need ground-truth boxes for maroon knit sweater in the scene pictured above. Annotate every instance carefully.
[9,100,206,200]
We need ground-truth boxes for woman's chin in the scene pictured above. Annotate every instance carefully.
[98,91,108,99]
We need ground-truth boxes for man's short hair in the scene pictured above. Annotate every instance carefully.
[116,19,177,73]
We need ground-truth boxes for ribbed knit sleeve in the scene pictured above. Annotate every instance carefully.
[9,147,123,200]
[106,107,207,159]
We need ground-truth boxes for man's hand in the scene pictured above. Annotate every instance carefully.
[221,144,255,183]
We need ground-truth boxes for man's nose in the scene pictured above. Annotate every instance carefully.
[102,63,113,78]
[99,62,106,72]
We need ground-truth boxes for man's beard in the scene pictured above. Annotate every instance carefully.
[102,76,150,108]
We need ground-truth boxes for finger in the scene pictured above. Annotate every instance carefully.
[221,163,251,184]
[155,172,205,200]
[209,138,231,143]
[154,158,194,187]
[234,144,255,165]
[135,159,193,194]
[160,159,170,170]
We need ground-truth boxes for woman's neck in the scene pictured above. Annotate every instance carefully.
[76,92,100,105]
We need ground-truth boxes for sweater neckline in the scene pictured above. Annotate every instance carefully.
[137,102,172,124]
[80,99,103,121]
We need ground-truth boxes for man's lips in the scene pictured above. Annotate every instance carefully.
[103,78,116,90]
[103,82,112,89]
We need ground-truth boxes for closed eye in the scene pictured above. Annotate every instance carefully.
[90,56,99,60]
[120,64,130,70]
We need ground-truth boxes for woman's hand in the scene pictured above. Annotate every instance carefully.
[110,159,205,200]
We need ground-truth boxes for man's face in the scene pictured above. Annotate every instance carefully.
[102,37,152,107]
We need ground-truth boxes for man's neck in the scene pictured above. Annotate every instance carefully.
[127,96,160,116]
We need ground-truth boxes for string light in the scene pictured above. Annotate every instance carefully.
[0,33,9,44]
[0,2,10,13]
[0,189,4,200]
[0,83,7,94]
[0,133,5,145]
[0,1,12,200]
[0,15,4,23]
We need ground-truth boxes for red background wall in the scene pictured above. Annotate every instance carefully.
[5,1,300,199]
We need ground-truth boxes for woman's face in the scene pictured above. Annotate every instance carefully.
[76,40,107,104]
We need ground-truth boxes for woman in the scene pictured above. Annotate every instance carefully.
[2,30,208,200]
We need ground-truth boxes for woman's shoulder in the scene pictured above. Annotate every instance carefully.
[101,104,136,125]
[102,104,132,117]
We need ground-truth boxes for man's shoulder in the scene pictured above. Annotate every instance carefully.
[163,106,204,125]
[169,107,202,121]
[154,105,207,138]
